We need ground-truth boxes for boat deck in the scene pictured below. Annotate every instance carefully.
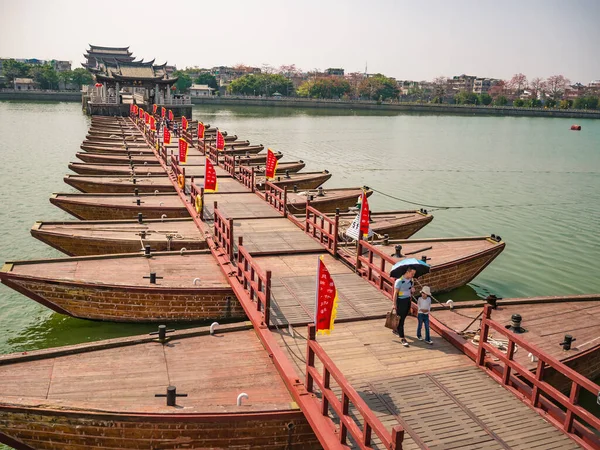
[202,192,281,220]
[275,320,581,450]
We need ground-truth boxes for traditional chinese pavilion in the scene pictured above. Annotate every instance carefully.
[81,45,190,116]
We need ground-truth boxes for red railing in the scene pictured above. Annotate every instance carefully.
[223,153,236,177]
[239,165,256,192]
[264,181,286,216]
[214,203,234,261]
[306,324,405,449]
[477,305,600,449]
[207,145,219,166]
[355,239,397,299]
[305,203,339,255]
[236,239,271,327]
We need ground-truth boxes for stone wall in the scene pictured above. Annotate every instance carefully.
[0,90,80,102]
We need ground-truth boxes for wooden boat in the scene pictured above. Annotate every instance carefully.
[50,193,190,220]
[223,140,251,147]
[431,294,600,392]
[80,144,155,154]
[255,171,332,191]
[82,140,149,148]
[221,144,264,155]
[31,218,206,256]
[64,175,177,194]
[0,251,238,322]
[76,151,162,164]
[342,235,505,294]
[69,162,167,176]
[285,187,373,214]
[252,160,306,174]
[0,324,320,449]
[233,151,284,165]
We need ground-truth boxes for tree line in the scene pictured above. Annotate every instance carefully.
[1,59,93,90]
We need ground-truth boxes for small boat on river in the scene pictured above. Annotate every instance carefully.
[254,171,332,191]
[31,218,206,256]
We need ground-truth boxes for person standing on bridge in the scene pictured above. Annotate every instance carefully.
[392,267,416,347]
[417,286,433,345]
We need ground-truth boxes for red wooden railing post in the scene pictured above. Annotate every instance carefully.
[237,237,244,280]
[333,209,339,256]
[391,425,405,450]
[340,392,349,444]
[200,187,205,221]
[305,324,316,393]
[264,270,271,327]
[251,167,255,192]
[356,236,362,272]
[502,340,516,385]
[564,382,580,433]
[531,358,544,407]
[477,305,492,366]
[227,218,234,261]
[282,187,288,217]
[305,200,311,234]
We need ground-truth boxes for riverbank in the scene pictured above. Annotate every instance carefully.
[192,95,600,119]
[0,89,80,102]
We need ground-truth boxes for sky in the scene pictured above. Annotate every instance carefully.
[1,0,599,83]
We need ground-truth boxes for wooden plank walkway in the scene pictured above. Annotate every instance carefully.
[275,319,582,449]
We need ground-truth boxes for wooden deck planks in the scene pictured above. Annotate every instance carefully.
[202,193,281,220]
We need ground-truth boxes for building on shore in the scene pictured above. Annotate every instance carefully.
[189,84,214,97]
[326,68,345,76]
[13,78,37,90]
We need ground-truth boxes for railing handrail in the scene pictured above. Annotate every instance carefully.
[477,305,600,445]
[213,203,234,261]
[207,145,219,166]
[223,154,236,177]
[239,165,256,192]
[306,324,406,449]
[170,156,183,179]
[305,204,339,255]
[355,238,397,298]
[263,181,286,216]
[236,240,271,327]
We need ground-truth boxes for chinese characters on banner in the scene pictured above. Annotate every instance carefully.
[216,130,225,152]
[204,159,218,192]
[152,104,157,114]
[161,106,166,118]
[168,110,174,121]
[197,122,205,139]
[265,148,278,179]
[181,116,188,131]
[178,138,189,164]
[359,190,370,238]
[149,116,156,131]
[163,128,171,145]
[132,104,138,115]
[314,256,339,335]
[144,112,150,124]
[138,108,144,119]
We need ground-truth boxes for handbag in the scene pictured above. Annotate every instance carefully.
[385,308,400,330]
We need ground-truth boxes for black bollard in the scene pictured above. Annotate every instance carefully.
[136,199,141,206]
[486,295,498,309]
[138,213,143,223]
[155,385,187,407]
[383,234,389,246]
[285,169,290,179]
[394,245,402,257]
[559,334,576,351]
[293,184,298,193]
[134,188,139,196]
[506,314,526,333]
[144,245,151,257]
[317,186,324,197]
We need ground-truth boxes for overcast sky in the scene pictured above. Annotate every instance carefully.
[1,0,599,83]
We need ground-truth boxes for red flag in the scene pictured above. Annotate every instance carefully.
[150,116,156,131]
[315,256,339,335]
[152,104,157,114]
[133,104,138,115]
[265,148,278,179]
[161,106,166,118]
[168,110,174,121]
[197,122,205,139]
[163,128,171,145]
[204,159,218,192]
[144,112,150,124]
[216,130,225,152]
[138,108,144,119]
[181,116,188,131]
[129,104,134,113]
[359,191,370,238]
[178,138,189,164]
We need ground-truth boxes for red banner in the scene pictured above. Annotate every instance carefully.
[181,116,188,131]
[149,116,156,131]
[161,106,166,118]
[204,159,218,192]
[163,128,171,145]
[152,104,157,114]
[168,110,174,121]
[178,138,189,164]
[144,112,150,124]
[197,122,205,139]
[216,130,225,152]
[129,104,134,113]
[133,104,138,115]
[359,191,370,238]
[138,108,144,119]
[315,256,339,335]
[265,148,278,179]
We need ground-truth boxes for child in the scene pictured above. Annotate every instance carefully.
[417,286,433,345]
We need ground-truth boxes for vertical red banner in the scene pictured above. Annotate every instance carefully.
[152,104,157,114]
[204,159,218,192]
[265,148,278,179]
[150,116,156,131]
[133,104,138,115]
[139,108,144,119]
[197,122,205,139]
[359,191,370,237]
[178,138,189,164]
[161,106,166,118]
[216,130,225,152]
[181,116,188,131]
[168,110,174,121]
[315,256,339,335]
[163,129,171,145]
[144,112,150,124]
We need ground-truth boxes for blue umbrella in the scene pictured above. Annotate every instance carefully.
[389,258,431,279]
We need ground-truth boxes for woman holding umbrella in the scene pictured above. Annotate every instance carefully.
[390,258,431,347]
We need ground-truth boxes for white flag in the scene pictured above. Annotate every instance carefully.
[345,213,373,240]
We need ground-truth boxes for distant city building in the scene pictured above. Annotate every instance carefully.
[0,58,71,72]
[210,66,261,88]
[189,84,214,97]
[473,78,499,94]
[14,78,37,90]
[326,68,344,76]
[565,83,586,100]
[53,60,72,72]
[447,74,477,93]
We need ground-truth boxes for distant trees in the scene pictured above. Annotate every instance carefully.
[358,74,399,100]
[508,73,528,96]
[1,59,30,82]
[228,73,293,96]
[454,90,479,105]
[545,75,570,100]
[573,96,599,110]
[71,68,93,87]
[173,71,193,93]
[194,73,218,90]
[493,96,508,106]
[297,77,350,99]
[529,77,545,99]
[479,93,493,105]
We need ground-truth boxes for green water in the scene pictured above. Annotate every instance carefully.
[0,102,598,431]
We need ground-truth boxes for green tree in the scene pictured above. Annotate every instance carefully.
[513,98,525,107]
[454,90,479,105]
[478,93,492,105]
[58,70,73,89]
[573,96,599,110]
[559,99,572,109]
[228,74,294,96]
[525,98,542,107]
[29,64,59,89]
[1,59,30,82]
[297,77,350,99]
[194,73,218,90]
[71,68,93,87]
[493,95,508,106]
[358,74,399,100]
[173,71,193,93]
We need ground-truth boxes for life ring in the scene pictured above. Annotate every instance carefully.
[195,193,202,214]
[177,174,185,189]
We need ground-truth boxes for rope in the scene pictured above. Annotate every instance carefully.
[369,187,573,212]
